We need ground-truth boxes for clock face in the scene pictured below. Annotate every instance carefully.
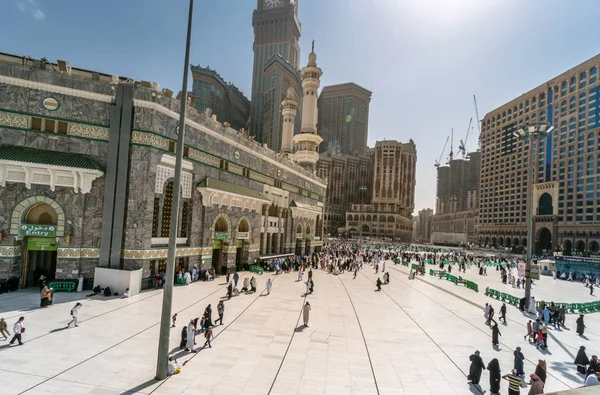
[264,0,282,8]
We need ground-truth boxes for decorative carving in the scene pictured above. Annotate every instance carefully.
[228,163,243,175]
[69,123,109,140]
[0,245,21,257]
[250,171,272,185]
[122,246,212,260]
[131,131,170,150]
[0,111,28,129]
[188,148,220,167]
[57,248,100,259]
[155,164,192,198]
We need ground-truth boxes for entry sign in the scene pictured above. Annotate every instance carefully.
[214,231,229,240]
[19,224,56,237]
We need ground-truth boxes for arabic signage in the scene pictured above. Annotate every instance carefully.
[305,234,311,240]
[27,237,58,251]
[214,231,229,240]
[202,257,213,266]
[557,256,600,265]
[19,224,56,237]
[236,231,249,240]
[213,240,222,249]
[237,240,243,248]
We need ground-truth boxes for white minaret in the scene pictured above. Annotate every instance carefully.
[292,40,323,171]
[281,86,298,155]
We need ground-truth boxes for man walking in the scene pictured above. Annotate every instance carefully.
[233,271,239,288]
[215,301,225,325]
[499,303,507,324]
[203,326,213,348]
[9,317,24,346]
[376,277,382,291]
[0,318,10,340]
[68,303,82,328]
[266,278,272,295]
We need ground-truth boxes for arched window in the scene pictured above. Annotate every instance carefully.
[538,193,553,215]
[161,181,174,237]
[38,212,53,225]
[180,202,189,238]
[152,197,160,237]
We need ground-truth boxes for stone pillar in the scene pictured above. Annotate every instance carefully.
[273,233,280,254]
[260,233,266,256]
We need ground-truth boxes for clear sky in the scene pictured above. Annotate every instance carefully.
[3,0,600,213]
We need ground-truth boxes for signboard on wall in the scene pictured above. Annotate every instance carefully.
[202,257,213,266]
[19,224,56,237]
[237,240,243,248]
[27,237,58,251]
[214,232,229,240]
[213,240,222,249]
[236,232,249,240]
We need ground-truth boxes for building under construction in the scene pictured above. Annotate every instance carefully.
[430,152,481,245]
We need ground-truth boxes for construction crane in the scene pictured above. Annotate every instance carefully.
[434,136,449,167]
[474,95,482,148]
[447,128,454,163]
[457,117,473,159]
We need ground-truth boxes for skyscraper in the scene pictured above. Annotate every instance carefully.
[188,65,250,131]
[478,54,600,255]
[318,83,372,154]
[250,0,301,147]
[345,140,417,242]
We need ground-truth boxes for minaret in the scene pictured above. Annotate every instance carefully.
[292,40,323,171]
[281,86,298,155]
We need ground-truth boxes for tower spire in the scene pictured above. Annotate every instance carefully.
[292,40,323,171]
[311,39,314,53]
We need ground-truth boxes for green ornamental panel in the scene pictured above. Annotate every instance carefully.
[27,237,58,251]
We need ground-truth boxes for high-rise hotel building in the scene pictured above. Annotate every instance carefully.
[478,54,600,256]
[345,140,416,242]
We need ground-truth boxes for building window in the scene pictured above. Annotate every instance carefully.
[161,181,174,237]
[180,201,189,238]
[152,197,160,237]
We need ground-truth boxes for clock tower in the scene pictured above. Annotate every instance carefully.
[250,0,301,147]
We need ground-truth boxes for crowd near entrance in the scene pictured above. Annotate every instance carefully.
[20,203,60,288]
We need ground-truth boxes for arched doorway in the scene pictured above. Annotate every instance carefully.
[563,240,573,256]
[538,193,553,215]
[212,216,229,275]
[590,241,599,254]
[491,237,497,246]
[505,237,511,247]
[305,225,311,255]
[361,224,369,236]
[235,218,250,271]
[295,224,303,256]
[537,228,552,254]
[23,203,59,287]
[575,240,585,255]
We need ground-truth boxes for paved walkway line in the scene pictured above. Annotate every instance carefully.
[337,274,381,395]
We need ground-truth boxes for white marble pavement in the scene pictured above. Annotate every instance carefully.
[0,263,596,395]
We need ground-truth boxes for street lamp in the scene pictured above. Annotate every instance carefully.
[513,122,555,302]
[358,186,367,244]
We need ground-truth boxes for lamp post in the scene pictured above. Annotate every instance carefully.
[155,0,194,380]
[514,122,554,302]
[358,186,367,244]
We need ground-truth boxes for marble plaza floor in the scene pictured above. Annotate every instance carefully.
[0,263,597,395]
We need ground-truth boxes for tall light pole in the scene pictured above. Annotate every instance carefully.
[155,0,194,380]
[514,122,554,302]
[359,186,367,244]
